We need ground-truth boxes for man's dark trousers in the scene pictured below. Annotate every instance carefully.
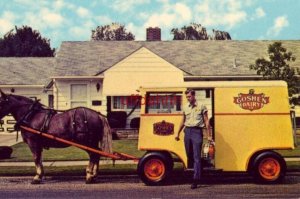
[184,127,203,180]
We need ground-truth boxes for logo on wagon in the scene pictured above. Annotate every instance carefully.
[233,89,270,111]
[153,120,174,136]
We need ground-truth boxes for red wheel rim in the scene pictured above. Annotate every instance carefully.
[258,157,281,180]
[144,158,165,181]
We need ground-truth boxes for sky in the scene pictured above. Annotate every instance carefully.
[0,0,299,49]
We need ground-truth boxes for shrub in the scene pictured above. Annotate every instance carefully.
[0,146,13,159]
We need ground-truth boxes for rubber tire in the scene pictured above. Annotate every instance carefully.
[137,152,173,186]
[251,151,286,184]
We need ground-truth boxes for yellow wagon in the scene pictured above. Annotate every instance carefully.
[137,81,297,185]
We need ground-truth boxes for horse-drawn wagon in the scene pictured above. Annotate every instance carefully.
[0,80,298,185]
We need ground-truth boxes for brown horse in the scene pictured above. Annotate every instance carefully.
[0,90,112,184]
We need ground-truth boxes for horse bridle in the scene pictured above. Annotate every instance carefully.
[0,95,42,130]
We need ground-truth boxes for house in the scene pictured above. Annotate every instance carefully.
[51,40,300,128]
[1,37,300,133]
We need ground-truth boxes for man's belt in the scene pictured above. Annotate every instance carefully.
[186,126,203,129]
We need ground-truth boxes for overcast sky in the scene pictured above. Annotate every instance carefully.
[0,0,299,48]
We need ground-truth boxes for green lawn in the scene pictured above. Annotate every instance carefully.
[276,136,300,157]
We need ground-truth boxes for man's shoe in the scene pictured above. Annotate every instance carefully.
[191,182,198,189]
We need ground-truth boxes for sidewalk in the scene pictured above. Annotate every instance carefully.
[0,134,22,146]
[0,159,137,167]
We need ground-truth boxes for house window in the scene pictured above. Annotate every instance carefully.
[29,96,37,101]
[205,90,211,98]
[48,95,54,108]
[70,84,88,108]
[113,96,125,109]
[112,96,141,110]
[127,96,141,109]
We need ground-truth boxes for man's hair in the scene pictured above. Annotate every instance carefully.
[185,89,195,96]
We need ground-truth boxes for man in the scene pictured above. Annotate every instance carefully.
[175,89,211,189]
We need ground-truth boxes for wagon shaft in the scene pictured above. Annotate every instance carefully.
[20,125,138,160]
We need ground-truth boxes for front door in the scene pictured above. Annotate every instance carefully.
[70,84,88,108]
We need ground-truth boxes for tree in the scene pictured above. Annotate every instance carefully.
[171,23,231,40]
[249,42,299,99]
[0,26,55,57]
[210,29,231,40]
[91,23,135,41]
[171,23,208,40]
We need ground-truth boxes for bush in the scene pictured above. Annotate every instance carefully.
[107,111,127,128]
[0,146,13,159]
[130,117,140,128]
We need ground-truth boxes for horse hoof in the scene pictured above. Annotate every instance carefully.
[31,179,42,184]
[85,178,96,184]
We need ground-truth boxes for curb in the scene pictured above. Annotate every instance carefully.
[0,160,138,167]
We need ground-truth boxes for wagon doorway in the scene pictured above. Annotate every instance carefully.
[186,88,215,169]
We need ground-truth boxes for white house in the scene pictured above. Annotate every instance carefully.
[1,39,300,133]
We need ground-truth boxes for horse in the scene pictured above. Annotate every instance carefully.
[0,90,112,184]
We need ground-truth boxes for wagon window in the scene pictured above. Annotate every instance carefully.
[145,92,182,114]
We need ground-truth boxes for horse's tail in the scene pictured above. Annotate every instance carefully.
[99,115,113,154]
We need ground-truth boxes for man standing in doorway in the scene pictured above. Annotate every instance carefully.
[175,89,211,189]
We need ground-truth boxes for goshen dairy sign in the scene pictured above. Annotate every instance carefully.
[233,89,270,111]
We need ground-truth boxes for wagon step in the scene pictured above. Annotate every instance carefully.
[203,167,223,172]
[185,167,223,172]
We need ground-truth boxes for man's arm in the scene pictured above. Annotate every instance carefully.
[175,114,185,141]
[203,112,212,140]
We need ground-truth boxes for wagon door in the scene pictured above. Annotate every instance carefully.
[138,90,186,163]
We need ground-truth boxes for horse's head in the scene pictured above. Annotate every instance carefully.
[0,90,12,119]
[0,89,39,120]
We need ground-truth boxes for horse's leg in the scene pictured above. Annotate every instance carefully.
[92,158,99,179]
[27,140,44,184]
[86,160,93,183]
[86,152,100,184]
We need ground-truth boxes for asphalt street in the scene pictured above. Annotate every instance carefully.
[0,172,300,199]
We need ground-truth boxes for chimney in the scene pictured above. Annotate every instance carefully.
[146,27,161,41]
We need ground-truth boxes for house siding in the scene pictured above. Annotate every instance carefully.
[53,79,106,114]
[103,47,185,128]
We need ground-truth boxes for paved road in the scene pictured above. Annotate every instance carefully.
[0,172,299,199]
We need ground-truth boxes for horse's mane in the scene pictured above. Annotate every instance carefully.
[9,94,44,109]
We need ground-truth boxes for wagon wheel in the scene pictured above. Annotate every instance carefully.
[138,152,173,186]
[252,152,286,184]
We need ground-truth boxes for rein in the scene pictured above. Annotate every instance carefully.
[14,100,41,130]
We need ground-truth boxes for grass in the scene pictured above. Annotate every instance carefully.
[276,136,300,157]
[2,140,145,162]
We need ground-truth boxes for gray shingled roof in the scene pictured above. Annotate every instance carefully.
[0,58,55,85]
[56,40,300,77]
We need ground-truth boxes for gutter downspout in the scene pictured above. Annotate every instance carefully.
[53,79,59,109]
